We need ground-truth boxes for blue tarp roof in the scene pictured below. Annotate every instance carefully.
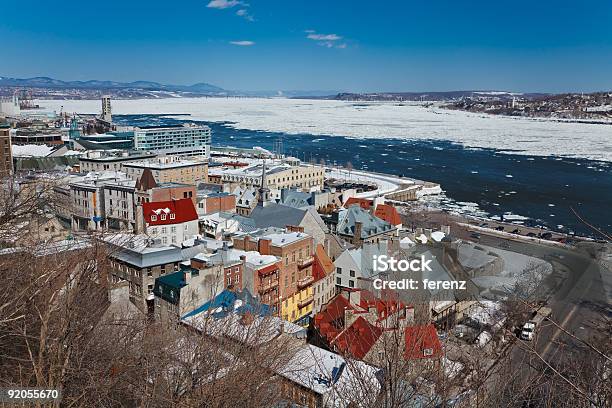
[181,289,273,320]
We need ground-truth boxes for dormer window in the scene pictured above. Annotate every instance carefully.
[170,214,176,220]
[151,215,157,221]
[161,214,167,220]
[423,348,434,357]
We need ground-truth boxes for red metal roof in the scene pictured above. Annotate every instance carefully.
[313,244,334,281]
[313,295,357,343]
[374,204,402,226]
[404,324,443,360]
[358,289,407,322]
[344,197,373,210]
[331,316,383,359]
[143,198,198,226]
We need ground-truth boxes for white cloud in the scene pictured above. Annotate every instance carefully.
[307,33,342,41]
[236,8,254,21]
[207,0,242,9]
[230,40,255,46]
[306,31,347,49]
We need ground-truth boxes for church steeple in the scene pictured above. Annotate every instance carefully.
[257,160,270,207]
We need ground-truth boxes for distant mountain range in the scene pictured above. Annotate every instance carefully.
[0,76,348,99]
[0,76,226,95]
[0,76,566,101]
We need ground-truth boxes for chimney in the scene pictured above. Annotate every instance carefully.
[242,235,250,251]
[134,204,145,234]
[344,308,357,328]
[354,221,363,240]
[258,238,271,255]
[183,270,192,284]
[286,225,304,233]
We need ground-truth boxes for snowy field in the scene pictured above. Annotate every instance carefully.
[37,98,612,162]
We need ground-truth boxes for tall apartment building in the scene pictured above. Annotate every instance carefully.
[122,156,208,186]
[133,124,211,157]
[101,96,112,122]
[0,125,12,175]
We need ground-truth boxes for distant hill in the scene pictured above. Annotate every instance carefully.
[331,91,550,102]
[0,76,226,95]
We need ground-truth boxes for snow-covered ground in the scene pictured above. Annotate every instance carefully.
[36,98,612,162]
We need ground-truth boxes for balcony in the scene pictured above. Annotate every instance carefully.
[297,275,314,290]
[298,296,314,309]
[258,264,279,277]
[259,280,279,294]
[297,257,314,269]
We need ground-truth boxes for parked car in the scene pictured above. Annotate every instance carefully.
[541,232,553,240]
[520,307,552,341]
[511,229,520,234]
[470,232,481,239]
[527,232,537,237]
[495,226,505,231]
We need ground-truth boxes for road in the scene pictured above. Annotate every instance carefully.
[399,208,611,401]
[471,230,610,401]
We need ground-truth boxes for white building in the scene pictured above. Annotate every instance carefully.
[69,171,134,231]
[142,198,199,246]
[133,124,211,157]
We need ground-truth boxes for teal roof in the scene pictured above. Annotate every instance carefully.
[153,267,199,304]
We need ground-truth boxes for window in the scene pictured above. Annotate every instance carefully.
[161,214,167,221]
[336,277,341,285]
[423,348,434,357]
[349,280,354,288]
[151,215,157,221]
[350,270,355,277]
[336,267,342,274]
[170,213,176,219]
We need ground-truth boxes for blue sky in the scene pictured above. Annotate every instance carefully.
[2,0,612,92]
